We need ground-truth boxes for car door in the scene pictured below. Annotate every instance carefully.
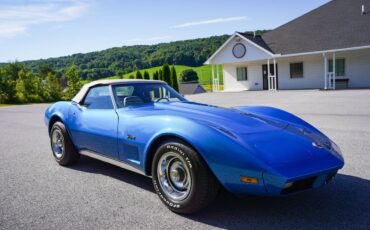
[68,85,119,159]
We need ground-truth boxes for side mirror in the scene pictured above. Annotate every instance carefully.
[73,101,86,110]
[82,102,91,108]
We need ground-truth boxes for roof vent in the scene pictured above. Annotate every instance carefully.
[362,4,366,15]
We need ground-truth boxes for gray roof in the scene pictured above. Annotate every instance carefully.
[236,32,273,53]
[72,79,164,103]
[179,83,206,95]
[241,0,370,55]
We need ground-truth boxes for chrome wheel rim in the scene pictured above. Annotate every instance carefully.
[157,152,192,201]
[51,129,64,159]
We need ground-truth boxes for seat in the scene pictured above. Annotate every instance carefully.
[123,96,144,107]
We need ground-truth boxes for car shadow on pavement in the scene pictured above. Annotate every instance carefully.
[190,174,370,229]
[69,157,369,229]
[68,155,155,193]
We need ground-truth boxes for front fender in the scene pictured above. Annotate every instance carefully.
[139,116,269,195]
[44,101,72,133]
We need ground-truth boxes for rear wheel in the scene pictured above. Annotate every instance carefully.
[152,140,219,214]
[50,122,79,166]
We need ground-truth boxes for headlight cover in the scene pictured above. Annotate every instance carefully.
[330,140,343,158]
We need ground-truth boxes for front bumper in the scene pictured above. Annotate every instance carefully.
[263,169,339,195]
[220,153,344,196]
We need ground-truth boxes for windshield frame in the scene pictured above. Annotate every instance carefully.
[112,82,187,108]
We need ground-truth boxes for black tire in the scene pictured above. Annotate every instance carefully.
[151,140,219,214]
[50,121,79,166]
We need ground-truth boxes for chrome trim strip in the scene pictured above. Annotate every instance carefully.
[79,150,147,176]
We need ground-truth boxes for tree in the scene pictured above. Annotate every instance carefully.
[15,34,232,79]
[180,69,199,83]
[15,76,27,103]
[136,70,143,79]
[162,64,171,85]
[170,66,179,91]
[143,71,150,80]
[158,69,163,81]
[116,70,124,79]
[38,64,54,79]
[1,62,22,103]
[153,71,159,80]
[15,67,43,103]
[0,67,10,103]
[44,72,62,101]
[128,74,135,79]
[64,64,82,100]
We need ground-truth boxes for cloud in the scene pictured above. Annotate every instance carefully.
[0,0,89,38]
[126,36,172,43]
[0,24,28,37]
[171,16,247,28]
[171,16,247,29]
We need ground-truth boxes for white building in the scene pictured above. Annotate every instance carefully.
[205,0,370,91]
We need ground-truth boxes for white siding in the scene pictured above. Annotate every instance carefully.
[221,49,370,91]
[278,55,324,90]
[212,35,272,64]
[277,50,370,89]
[223,64,247,91]
[345,51,370,88]
[223,63,263,91]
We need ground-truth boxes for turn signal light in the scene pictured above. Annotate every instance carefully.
[240,176,258,184]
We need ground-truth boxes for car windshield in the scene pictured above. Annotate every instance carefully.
[113,83,187,108]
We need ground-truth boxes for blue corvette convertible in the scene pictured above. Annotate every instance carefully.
[45,79,344,213]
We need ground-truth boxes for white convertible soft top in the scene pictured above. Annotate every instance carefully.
[72,79,165,103]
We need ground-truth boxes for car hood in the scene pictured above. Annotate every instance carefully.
[152,102,339,168]
[152,102,287,134]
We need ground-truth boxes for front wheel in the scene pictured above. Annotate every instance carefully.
[50,121,79,166]
[152,140,219,214]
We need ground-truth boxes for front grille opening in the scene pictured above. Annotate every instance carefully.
[325,172,337,183]
[281,176,317,194]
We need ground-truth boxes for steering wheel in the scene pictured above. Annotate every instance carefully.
[155,97,170,103]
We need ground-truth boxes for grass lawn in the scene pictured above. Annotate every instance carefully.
[0,104,15,107]
[106,65,224,86]
[202,84,224,92]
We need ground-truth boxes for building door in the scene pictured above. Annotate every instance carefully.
[262,64,278,90]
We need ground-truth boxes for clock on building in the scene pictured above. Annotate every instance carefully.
[232,43,246,58]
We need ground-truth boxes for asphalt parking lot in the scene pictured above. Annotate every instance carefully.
[0,89,369,229]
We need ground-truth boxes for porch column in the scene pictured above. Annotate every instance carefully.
[216,64,220,91]
[333,52,336,90]
[273,58,277,90]
[211,64,215,92]
[324,53,327,90]
[267,59,270,90]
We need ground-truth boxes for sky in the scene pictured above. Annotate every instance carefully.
[0,0,330,62]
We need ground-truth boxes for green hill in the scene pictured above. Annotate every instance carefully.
[19,35,230,81]
[109,65,223,85]
[13,30,269,81]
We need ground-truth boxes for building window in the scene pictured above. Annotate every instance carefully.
[236,67,247,81]
[290,62,303,78]
[328,58,345,76]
